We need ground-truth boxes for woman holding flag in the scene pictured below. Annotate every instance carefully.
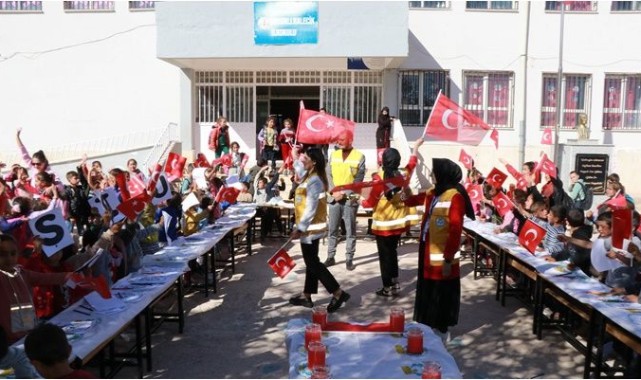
[289,148,351,313]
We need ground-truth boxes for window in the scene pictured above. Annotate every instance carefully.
[129,1,154,11]
[603,75,641,130]
[63,1,114,11]
[322,87,351,120]
[611,1,641,11]
[0,1,42,11]
[226,86,254,123]
[545,1,596,11]
[540,74,591,129]
[463,72,513,129]
[409,1,448,8]
[466,1,517,10]
[398,71,449,126]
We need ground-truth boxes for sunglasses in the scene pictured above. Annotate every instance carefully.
[32,162,44,166]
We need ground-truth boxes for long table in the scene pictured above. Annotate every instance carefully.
[285,318,461,379]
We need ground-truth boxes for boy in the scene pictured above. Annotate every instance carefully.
[0,326,40,378]
[554,209,594,275]
[24,323,94,378]
[64,170,90,236]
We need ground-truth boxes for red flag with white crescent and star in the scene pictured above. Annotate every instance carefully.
[296,108,355,145]
[423,93,491,145]
[492,191,514,217]
[464,183,483,204]
[541,127,553,145]
[458,149,474,170]
[518,219,546,254]
[485,167,508,189]
[116,192,151,221]
[535,153,557,179]
[214,186,240,204]
[267,248,296,278]
[164,152,187,182]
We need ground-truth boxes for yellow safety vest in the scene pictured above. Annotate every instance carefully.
[423,188,461,280]
[371,169,409,236]
[294,175,328,236]
[330,149,364,187]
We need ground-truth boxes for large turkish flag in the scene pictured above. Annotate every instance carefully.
[423,93,491,145]
[296,108,356,144]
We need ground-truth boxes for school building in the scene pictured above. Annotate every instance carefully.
[1,1,640,197]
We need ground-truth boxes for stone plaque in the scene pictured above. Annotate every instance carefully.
[575,154,609,195]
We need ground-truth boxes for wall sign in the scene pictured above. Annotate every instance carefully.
[575,153,609,195]
[254,2,318,45]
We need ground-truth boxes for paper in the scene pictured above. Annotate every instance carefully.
[74,249,105,273]
[84,292,126,314]
[182,193,200,212]
[193,168,209,190]
[591,238,626,272]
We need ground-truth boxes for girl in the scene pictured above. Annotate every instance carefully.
[375,106,393,166]
[208,116,231,158]
[15,128,61,190]
[221,141,249,177]
[126,158,146,182]
[278,118,296,171]
[258,116,278,169]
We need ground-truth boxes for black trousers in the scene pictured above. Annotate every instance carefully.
[259,207,283,237]
[302,239,340,295]
[376,235,401,287]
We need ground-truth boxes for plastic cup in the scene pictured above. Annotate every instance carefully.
[389,307,405,332]
[312,306,328,329]
[406,327,424,355]
[307,341,326,371]
[422,361,442,379]
[311,365,330,379]
[305,323,322,351]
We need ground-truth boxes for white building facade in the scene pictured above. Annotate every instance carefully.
[1,1,640,195]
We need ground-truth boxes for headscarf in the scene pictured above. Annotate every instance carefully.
[432,158,475,219]
[378,106,391,126]
[381,148,402,200]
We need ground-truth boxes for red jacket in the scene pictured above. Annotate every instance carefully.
[208,125,230,151]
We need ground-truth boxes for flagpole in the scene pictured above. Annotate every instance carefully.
[553,2,566,164]
[423,90,442,137]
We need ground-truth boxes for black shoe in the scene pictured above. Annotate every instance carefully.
[289,294,314,308]
[346,260,355,271]
[375,287,393,297]
[327,291,350,313]
[324,258,336,267]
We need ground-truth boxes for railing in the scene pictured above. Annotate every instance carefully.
[141,122,180,172]
[0,124,177,167]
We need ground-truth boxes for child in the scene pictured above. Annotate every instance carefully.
[236,182,253,203]
[0,326,39,379]
[555,208,594,275]
[64,170,90,236]
[542,205,567,256]
[24,323,95,378]
[279,118,296,171]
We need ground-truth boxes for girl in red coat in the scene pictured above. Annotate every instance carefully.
[414,158,475,339]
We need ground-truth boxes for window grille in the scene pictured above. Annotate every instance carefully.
[398,70,449,126]
[611,1,641,11]
[545,1,596,11]
[354,86,382,123]
[354,71,383,84]
[256,71,287,84]
[466,1,518,10]
[63,1,114,11]
[603,74,641,130]
[129,1,154,10]
[196,84,223,124]
[409,1,448,8]
[322,87,351,120]
[540,74,591,129]
[463,71,514,129]
[196,71,223,84]
[0,1,42,11]
[322,71,351,84]
[290,71,321,84]
[226,86,254,123]
[226,71,254,84]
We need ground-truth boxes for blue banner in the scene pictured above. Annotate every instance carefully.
[254,2,318,45]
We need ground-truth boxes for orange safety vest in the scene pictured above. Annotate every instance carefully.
[371,169,410,236]
[422,188,461,280]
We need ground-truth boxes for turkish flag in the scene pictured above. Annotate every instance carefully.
[267,248,296,278]
[423,93,490,145]
[458,149,474,170]
[73,274,111,299]
[212,154,232,168]
[518,219,546,254]
[535,153,557,179]
[164,152,187,182]
[114,172,130,201]
[146,163,163,194]
[612,208,632,250]
[541,128,553,145]
[296,108,356,145]
[492,191,514,217]
[194,153,211,168]
[116,192,150,221]
[489,128,499,149]
[331,176,406,205]
[515,173,529,191]
[215,186,240,204]
[485,167,508,189]
[464,183,483,204]
[127,175,146,198]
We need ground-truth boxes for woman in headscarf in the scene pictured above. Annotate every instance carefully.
[414,158,475,341]
[375,106,393,166]
[367,138,423,297]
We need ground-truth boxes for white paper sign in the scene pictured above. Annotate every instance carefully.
[89,187,121,217]
[192,168,208,190]
[182,192,200,212]
[28,207,74,257]
[591,237,625,272]
[152,173,173,206]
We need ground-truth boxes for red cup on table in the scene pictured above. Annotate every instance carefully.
[389,307,405,332]
[312,306,328,329]
[406,327,424,355]
[422,361,442,379]
[305,323,322,351]
[307,341,326,371]
[311,365,330,379]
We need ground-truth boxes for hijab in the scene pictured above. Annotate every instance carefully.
[432,158,475,220]
[381,148,402,200]
[378,106,391,126]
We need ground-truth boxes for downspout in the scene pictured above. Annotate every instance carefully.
[519,1,531,167]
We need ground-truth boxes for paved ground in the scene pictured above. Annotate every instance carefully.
[114,218,586,379]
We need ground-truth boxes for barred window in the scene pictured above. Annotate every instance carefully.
[409,1,448,8]
[611,1,641,11]
[399,70,449,126]
[353,86,382,123]
[466,1,518,10]
[545,1,596,11]
[322,87,351,120]
[196,84,223,124]
[540,74,591,129]
[0,1,42,11]
[64,1,114,11]
[463,72,514,129]
[603,74,641,130]
[129,1,154,10]
[226,86,254,123]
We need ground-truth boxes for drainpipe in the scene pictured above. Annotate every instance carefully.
[519,1,531,167]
